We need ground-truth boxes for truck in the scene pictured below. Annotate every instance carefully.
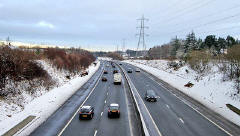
[113,73,122,85]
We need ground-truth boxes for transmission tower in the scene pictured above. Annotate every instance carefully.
[136,15,149,57]
[122,39,125,52]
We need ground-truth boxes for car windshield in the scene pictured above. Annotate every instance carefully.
[109,106,118,110]
[81,108,90,112]
[147,90,156,96]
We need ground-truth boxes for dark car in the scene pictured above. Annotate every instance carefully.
[145,90,158,102]
[119,63,122,65]
[113,70,118,74]
[127,68,133,73]
[112,65,116,68]
[104,70,108,74]
[79,106,94,120]
[108,103,120,118]
[102,76,107,81]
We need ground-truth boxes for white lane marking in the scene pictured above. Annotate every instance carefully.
[58,69,104,136]
[166,104,170,109]
[104,100,106,104]
[141,71,233,136]
[101,112,103,116]
[179,118,184,124]
[107,92,108,95]
[121,67,162,136]
[93,130,98,136]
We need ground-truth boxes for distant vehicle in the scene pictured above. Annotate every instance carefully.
[127,68,133,73]
[106,64,110,67]
[135,68,141,72]
[145,90,158,102]
[112,65,116,68]
[79,106,94,120]
[113,70,118,74]
[81,70,88,77]
[102,76,107,81]
[104,70,108,74]
[108,103,120,118]
[113,73,122,85]
[119,63,122,65]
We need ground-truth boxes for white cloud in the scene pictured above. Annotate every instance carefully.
[36,21,55,29]
[0,3,3,8]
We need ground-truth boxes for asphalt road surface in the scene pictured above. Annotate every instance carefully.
[31,61,142,136]
[120,62,230,136]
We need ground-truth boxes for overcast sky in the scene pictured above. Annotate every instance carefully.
[0,0,239,51]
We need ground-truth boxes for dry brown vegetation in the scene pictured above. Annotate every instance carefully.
[43,48,95,73]
[0,45,96,96]
[0,46,51,96]
[107,52,123,60]
[186,50,211,73]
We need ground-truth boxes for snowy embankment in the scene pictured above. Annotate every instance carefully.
[124,59,240,126]
[0,60,100,135]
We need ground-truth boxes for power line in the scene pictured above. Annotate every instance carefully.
[167,5,240,28]
[166,12,240,35]
[136,15,149,57]
[151,0,212,26]
[165,0,216,23]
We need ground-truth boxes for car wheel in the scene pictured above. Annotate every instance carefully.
[90,114,93,119]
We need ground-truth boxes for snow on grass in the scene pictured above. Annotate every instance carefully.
[124,59,240,126]
[0,60,100,135]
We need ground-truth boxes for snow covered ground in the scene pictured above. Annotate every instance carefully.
[0,60,100,135]
[124,59,240,126]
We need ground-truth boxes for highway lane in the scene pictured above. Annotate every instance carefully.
[60,62,139,136]
[30,62,105,136]
[120,62,229,136]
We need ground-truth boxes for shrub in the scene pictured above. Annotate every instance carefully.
[187,50,211,73]
[0,46,51,96]
[43,48,96,73]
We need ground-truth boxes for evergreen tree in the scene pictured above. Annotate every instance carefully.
[184,31,197,53]
[170,36,180,56]
[204,35,217,50]
[196,38,203,49]
[226,35,236,47]
[217,37,227,53]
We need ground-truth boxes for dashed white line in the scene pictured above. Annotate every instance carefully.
[166,104,170,109]
[179,118,184,124]
[101,112,103,116]
[107,92,108,95]
[104,100,106,104]
[93,130,98,136]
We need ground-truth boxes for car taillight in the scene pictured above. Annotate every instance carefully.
[118,110,120,113]
[108,110,110,112]
[79,112,82,114]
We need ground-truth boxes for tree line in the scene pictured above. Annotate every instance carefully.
[148,31,240,59]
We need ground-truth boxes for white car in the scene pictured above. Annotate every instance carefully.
[135,68,140,72]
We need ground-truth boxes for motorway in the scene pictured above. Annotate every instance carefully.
[30,60,240,136]
[31,61,142,136]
